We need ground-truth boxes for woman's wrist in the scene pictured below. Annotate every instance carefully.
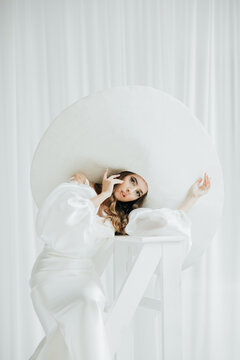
[178,194,198,213]
[90,191,110,208]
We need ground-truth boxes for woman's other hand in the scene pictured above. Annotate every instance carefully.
[188,173,211,198]
[101,169,124,197]
[178,172,211,213]
[70,172,87,184]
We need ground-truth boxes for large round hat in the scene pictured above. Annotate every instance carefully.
[30,85,224,269]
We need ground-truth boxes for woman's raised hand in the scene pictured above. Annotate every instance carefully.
[178,172,211,213]
[189,172,211,198]
[101,169,124,197]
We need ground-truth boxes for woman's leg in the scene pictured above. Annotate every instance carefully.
[30,272,111,360]
[29,286,71,360]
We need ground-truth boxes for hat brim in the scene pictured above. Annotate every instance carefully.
[30,85,224,269]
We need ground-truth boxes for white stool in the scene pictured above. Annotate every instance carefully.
[94,235,187,360]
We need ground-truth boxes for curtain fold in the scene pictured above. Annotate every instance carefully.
[0,0,239,359]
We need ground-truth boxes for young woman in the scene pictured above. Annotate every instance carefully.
[71,169,210,234]
[29,169,210,359]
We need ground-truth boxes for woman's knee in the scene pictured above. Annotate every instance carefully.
[80,282,106,304]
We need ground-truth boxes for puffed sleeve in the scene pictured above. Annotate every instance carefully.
[125,207,192,258]
[35,182,99,256]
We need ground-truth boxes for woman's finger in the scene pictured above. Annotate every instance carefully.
[208,176,211,187]
[206,175,209,187]
[204,173,207,186]
[113,178,124,182]
[103,168,108,179]
[109,174,120,179]
[113,179,124,184]
[206,176,209,187]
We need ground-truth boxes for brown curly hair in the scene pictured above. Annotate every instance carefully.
[93,170,148,235]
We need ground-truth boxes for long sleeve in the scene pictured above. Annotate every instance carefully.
[125,207,192,257]
[35,182,100,257]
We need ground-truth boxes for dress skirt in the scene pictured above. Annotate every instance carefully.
[29,245,112,360]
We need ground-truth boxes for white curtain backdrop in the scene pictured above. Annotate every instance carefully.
[1,0,239,359]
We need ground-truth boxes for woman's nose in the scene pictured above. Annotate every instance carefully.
[126,187,135,194]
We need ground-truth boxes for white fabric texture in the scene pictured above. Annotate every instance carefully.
[0,0,239,359]
[125,207,192,260]
[35,182,113,258]
[29,179,192,359]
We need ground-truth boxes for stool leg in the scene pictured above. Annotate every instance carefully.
[106,243,162,358]
[160,243,184,360]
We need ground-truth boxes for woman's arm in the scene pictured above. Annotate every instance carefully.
[178,194,198,213]
[90,168,123,209]
[70,172,107,208]
[178,172,211,213]
[90,191,110,209]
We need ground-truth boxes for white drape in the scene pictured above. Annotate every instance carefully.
[1,0,239,359]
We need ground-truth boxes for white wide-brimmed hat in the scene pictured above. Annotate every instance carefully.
[30,85,224,269]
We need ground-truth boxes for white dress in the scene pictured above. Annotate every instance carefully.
[29,178,192,360]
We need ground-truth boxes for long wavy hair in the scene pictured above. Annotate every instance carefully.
[93,170,148,235]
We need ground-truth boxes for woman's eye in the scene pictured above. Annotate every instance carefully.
[131,177,135,183]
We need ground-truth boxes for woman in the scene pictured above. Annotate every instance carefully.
[29,169,210,359]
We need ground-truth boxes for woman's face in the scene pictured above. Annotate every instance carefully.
[114,174,148,202]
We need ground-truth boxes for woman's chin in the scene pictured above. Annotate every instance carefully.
[116,195,126,202]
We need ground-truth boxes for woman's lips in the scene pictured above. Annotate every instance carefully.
[121,191,126,198]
